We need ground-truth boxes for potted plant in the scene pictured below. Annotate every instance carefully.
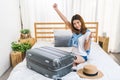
[11,42,22,52]
[20,29,31,39]
[11,41,31,67]
[11,42,22,67]
[11,42,31,53]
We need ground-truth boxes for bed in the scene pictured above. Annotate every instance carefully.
[7,22,120,80]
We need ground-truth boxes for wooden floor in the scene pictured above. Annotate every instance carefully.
[109,52,120,65]
[0,52,120,80]
[0,67,13,80]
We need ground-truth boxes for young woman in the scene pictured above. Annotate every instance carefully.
[53,3,92,71]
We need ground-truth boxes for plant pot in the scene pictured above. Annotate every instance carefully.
[10,51,23,67]
[20,33,31,39]
[19,38,35,47]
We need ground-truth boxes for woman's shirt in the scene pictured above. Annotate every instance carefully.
[71,30,91,56]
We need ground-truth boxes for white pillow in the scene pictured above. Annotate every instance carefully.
[54,30,72,47]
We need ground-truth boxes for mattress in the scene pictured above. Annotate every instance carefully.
[7,41,120,80]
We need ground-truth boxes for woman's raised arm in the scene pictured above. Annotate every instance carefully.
[53,3,71,28]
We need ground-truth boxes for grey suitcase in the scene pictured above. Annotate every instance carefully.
[26,46,74,80]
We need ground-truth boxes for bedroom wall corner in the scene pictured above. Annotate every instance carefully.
[0,0,21,77]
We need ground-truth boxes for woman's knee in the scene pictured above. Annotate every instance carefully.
[74,55,85,63]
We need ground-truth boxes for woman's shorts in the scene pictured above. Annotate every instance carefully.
[81,56,88,61]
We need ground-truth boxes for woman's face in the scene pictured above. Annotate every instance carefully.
[73,20,81,30]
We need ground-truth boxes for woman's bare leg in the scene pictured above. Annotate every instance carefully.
[73,55,85,66]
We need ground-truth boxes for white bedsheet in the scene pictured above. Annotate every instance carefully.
[7,41,120,80]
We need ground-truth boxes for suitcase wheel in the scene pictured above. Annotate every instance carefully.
[53,77,62,80]
[28,65,31,69]
[54,79,62,80]
[54,78,62,80]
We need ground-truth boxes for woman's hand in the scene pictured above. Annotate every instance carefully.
[89,33,92,39]
[53,3,57,9]
[84,33,92,50]
[86,33,92,42]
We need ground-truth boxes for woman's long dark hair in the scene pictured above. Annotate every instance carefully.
[71,14,87,34]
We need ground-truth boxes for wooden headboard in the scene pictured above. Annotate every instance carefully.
[34,22,98,42]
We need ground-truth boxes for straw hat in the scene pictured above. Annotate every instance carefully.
[77,64,103,79]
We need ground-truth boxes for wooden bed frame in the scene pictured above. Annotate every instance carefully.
[34,22,98,42]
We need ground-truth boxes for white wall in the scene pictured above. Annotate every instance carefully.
[0,0,21,76]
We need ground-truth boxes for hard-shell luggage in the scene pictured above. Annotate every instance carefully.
[26,46,74,80]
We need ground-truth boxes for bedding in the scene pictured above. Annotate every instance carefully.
[7,41,120,80]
